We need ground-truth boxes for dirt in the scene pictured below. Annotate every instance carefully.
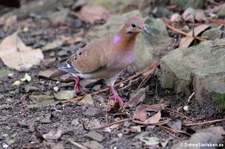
[0,1,225,149]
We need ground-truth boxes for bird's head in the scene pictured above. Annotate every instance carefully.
[124,16,151,36]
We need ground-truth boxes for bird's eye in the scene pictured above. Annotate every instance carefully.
[131,23,136,28]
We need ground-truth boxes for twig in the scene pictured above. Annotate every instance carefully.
[162,20,206,41]
[165,108,194,121]
[183,118,225,126]
[67,138,88,149]
[187,92,195,103]
[207,17,225,26]
[63,60,160,103]
[92,118,131,130]
[159,125,191,136]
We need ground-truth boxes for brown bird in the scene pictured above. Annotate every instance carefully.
[58,16,150,104]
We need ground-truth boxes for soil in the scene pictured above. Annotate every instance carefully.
[0,1,225,149]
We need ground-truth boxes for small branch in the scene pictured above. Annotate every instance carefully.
[92,118,131,130]
[162,20,206,41]
[183,118,225,126]
[67,138,88,149]
[208,18,225,26]
[165,108,194,121]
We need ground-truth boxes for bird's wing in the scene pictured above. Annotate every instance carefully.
[58,36,111,74]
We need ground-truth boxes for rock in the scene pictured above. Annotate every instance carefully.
[161,38,225,95]
[54,90,74,100]
[170,0,204,9]
[192,66,225,102]
[71,119,80,126]
[51,143,65,149]
[86,10,172,71]
[42,40,64,51]
[152,7,173,17]
[80,94,94,106]
[83,107,99,116]
[29,95,54,102]
[218,3,225,18]
[83,140,104,149]
[201,28,224,40]
[47,9,70,24]
[87,0,148,13]
[86,131,104,142]
[0,69,13,78]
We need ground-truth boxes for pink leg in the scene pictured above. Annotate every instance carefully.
[69,75,82,95]
[109,86,125,104]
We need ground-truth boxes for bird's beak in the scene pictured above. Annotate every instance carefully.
[142,26,151,36]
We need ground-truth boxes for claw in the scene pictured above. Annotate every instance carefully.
[109,86,125,105]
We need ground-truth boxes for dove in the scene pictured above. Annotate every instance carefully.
[58,16,150,104]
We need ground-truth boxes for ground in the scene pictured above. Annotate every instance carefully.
[0,0,225,149]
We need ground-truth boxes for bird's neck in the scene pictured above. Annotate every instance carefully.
[113,28,137,51]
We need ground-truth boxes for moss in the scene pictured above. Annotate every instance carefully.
[212,93,225,110]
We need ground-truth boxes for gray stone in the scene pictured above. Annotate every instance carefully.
[86,131,104,142]
[201,28,224,40]
[218,4,225,18]
[170,0,205,9]
[192,66,225,101]
[0,69,13,78]
[47,9,70,24]
[161,38,225,95]
[83,107,99,116]
[83,140,104,149]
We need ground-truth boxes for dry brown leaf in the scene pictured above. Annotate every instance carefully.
[146,103,167,112]
[195,9,208,22]
[144,111,161,124]
[74,4,109,23]
[182,7,207,23]
[0,32,43,71]
[182,7,195,22]
[179,24,210,48]
[133,104,147,121]
[38,70,59,78]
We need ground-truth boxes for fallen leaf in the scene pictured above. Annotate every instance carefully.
[54,90,74,100]
[0,32,44,71]
[146,103,167,112]
[74,4,109,23]
[39,70,59,78]
[144,111,161,124]
[182,7,207,23]
[179,24,210,48]
[167,119,182,131]
[133,104,147,121]
[195,9,208,22]
[126,88,146,107]
[43,127,62,140]
[182,7,195,22]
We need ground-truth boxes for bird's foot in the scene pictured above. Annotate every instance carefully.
[70,76,83,96]
[109,86,125,105]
